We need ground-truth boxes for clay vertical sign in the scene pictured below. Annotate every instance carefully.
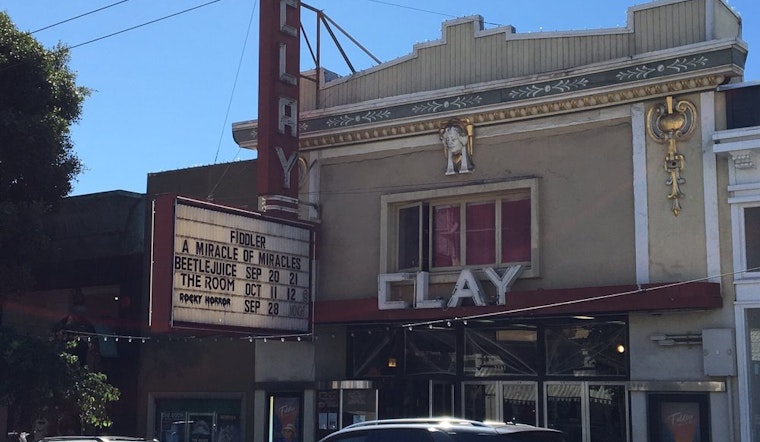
[258,0,301,218]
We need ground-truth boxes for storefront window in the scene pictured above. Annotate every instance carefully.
[463,383,500,421]
[647,393,710,442]
[546,383,582,442]
[544,320,627,377]
[352,328,404,377]
[589,384,626,442]
[545,383,627,442]
[155,398,242,442]
[342,389,377,426]
[405,329,456,375]
[269,395,302,442]
[464,327,538,376]
[503,383,538,425]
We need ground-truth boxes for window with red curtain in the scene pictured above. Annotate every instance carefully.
[502,198,531,262]
[466,201,495,265]
[396,190,532,271]
[433,205,460,267]
[398,205,421,269]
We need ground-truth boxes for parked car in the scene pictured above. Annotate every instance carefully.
[318,418,566,442]
[39,437,158,442]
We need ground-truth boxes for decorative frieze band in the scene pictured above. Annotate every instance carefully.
[231,46,742,150]
[298,75,725,149]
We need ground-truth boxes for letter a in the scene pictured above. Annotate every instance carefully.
[447,269,486,307]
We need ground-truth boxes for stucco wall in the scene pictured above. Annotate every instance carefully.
[316,108,641,301]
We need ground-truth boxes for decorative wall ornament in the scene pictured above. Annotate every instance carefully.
[326,109,392,127]
[730,151,755,169]
[412,96,483,114]
[439,118,474,175]
[616,56,709,81]
[507,78,589,99]
[646,96,698,216]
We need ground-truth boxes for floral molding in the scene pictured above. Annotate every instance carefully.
[297,75,725,149]
[232,46,743,150]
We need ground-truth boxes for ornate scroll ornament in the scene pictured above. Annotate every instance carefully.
[646,96,698,216]
[439,118,474,175]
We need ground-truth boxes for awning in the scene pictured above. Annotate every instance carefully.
[314,281,721,324]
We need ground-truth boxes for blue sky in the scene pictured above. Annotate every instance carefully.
[4,0,759,197]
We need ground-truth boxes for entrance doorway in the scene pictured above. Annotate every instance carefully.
[463,381,538,424]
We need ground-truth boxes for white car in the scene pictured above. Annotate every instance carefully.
[319,418,566,442]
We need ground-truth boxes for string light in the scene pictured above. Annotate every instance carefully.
[25,267,760,347]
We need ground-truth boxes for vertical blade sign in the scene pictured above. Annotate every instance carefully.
[258,0,300,218]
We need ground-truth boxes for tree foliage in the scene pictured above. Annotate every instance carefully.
[0,327,120,434]
[0,11,86,298]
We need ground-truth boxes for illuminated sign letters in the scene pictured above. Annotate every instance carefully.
[258,0,301,217]
[377,265,523,310]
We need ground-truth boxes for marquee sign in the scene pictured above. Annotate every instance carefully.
[150,195,315,334]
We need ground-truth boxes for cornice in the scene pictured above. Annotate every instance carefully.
[298,74,727,150]
[232,45,744,150]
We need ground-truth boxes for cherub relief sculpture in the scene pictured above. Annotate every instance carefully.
[440,118,474,175]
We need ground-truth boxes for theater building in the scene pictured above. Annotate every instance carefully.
[229,1,748,442]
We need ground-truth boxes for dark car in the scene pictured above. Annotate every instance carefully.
[39,437,158,442]
[318,418,566,442]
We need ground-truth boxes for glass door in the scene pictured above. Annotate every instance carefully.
[463,382,500,421]
[431,381,455,417]
[546,383,583,442]
[502,382,538,425]
[462,381,539,424]
[545,382,628,442]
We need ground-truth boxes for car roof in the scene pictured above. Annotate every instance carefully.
[336,418,563,435]
[40,437,157,442]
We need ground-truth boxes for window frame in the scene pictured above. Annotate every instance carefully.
[733,201,760,279]
[380,179,540,281]
[741,205,760,276]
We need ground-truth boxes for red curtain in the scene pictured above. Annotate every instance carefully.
[466,201,495,265]
[433,205,460,267]
[502,198,531,262]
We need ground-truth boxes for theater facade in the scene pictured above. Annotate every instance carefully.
[144,1,751,442]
